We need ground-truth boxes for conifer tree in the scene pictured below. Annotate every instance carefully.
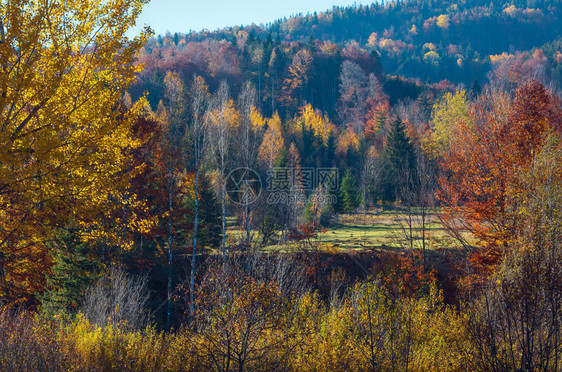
[379,117,417,202]
[181,174,222,249]
[338,169,361,213]
[40,229,98,316]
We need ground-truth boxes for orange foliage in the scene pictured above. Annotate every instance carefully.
[378,250,437,298]
[337,129,360,154]
[364,100,390,145]
[438,81,562,276]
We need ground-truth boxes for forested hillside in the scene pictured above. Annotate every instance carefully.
[1,1,561,371]
[132,0,562,114]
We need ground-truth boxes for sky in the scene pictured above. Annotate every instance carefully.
[129,0,365,36]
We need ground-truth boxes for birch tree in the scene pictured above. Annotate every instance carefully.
[188,75,210,316]
[208,81,239,258]
[163,71,184,326]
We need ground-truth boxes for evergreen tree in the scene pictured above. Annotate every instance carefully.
[415,89,434,121]
[181,174,221,249]
[301,122,316,167]
[470,78,482,98]
[275,146,289,168]
[323,132,337,167]
[379,117,417,202]
[338,169,361,213]
[40,228,98,316]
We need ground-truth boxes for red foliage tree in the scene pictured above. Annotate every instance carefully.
[438,80,562,276]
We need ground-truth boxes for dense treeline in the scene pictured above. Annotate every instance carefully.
[0,0,561,371]
[132,0,562,114]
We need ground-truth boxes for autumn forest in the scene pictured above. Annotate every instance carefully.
[0,0,561,371]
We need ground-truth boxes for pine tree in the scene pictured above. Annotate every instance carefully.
[379,117,417,202]
[338,169,361,213]
[275,146,289,168]
[323,132,337,167]
[40,229,98,316]
[181,174,222,249]
[470,78,482,98]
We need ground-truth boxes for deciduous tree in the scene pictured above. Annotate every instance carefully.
[438,81,562,275]
[0,0,151,303]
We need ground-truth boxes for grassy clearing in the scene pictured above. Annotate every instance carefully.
[222,207,458,253]
[316,207,452,251]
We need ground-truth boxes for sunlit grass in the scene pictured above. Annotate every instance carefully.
[222,207,460,253]
[315,208,451,250]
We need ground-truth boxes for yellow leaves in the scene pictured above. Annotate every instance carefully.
[423,42,436,51]
[0,0,153,299]
[258,112,285,167]
[249,105,265,131]
[503,4,518,16]
[337,129,360,154]
[283,49,313,101]
[367,32,378,47]
[209,98,240,130]
[289,280,473,372]
[378,38,396,49]
[319,40,338,55]
[423,50,440,64]
[423,89,469,159]
[6,277,479,371]
[490,52,513,64]
[436,14,450,29]
[299,104,335,145]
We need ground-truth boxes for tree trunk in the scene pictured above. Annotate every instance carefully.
[167,144,173,328]
[190,166,199,316]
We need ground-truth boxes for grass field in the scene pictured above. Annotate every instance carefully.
[225,207,457,252]
[316,207,452,250]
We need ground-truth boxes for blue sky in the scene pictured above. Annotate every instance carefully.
[130,0,366,36]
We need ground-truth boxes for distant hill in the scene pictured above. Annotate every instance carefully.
[132,0,562,116]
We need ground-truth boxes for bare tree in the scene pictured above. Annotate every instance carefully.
[188,75,210,316]
[0,307,70,371]
[163,72,185,328]
[237,82,265,246]
[191,251,306,371]
[208,80,236,259]
[337,60,368,133]
[82,265,150,331]
[394,148,437,269]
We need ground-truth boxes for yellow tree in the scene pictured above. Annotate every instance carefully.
[0,0,151,303]
[282,49,313,107]
[258,112,284,169]
[423,90,470,159]
[208,81,240,257]
[300,104,335,145]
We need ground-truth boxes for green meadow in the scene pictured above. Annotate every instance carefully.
[225,207,456,252]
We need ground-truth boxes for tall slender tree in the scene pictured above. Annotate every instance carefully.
[163,71,184,327]
[379,117,417,202]
[208,81,240,258]
[237,83,265,245]
[188,75,210,316]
